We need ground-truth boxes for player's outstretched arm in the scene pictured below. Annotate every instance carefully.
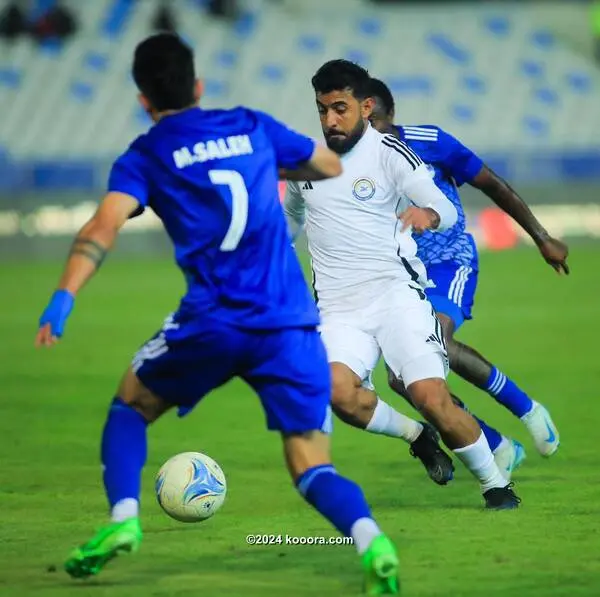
[35,192,140,347]
[280,145,342,182]
[471,166,569,274]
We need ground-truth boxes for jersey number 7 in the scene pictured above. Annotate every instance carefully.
[208,169,249,252]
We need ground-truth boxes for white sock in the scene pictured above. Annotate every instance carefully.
[111,498,139,522]
[453,433,507,493]
[366,398,423,443]
[350,517,383,555]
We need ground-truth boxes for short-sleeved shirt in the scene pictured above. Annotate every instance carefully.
[109,107,319,329]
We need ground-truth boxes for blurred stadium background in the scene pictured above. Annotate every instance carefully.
[0,0,599,257]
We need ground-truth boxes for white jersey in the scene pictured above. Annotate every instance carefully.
[284,124,457,312]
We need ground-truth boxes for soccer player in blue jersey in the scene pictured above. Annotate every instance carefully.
[368,78,568,468]
[34,34,401,594]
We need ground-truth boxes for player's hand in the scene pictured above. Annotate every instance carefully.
[399,207,440,233]
[538,237,570,275]
[35,289,75,348]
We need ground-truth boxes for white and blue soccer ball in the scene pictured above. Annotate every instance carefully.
[155,451,227,523]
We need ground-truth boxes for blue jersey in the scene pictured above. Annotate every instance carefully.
[396,125,484,268]
[109,107,319,330]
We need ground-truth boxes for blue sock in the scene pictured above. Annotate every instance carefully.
[296,465,373,537]
[474,416,503,452]
[101,398,148,508]
[484,367,533,418]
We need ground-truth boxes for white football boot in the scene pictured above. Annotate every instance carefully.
[520,401,560,457]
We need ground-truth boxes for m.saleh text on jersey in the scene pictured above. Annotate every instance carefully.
[173,135,254,168]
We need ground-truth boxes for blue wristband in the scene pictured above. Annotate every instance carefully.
[38,289,75,338]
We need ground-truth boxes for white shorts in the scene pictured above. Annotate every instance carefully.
[319,282,449,388]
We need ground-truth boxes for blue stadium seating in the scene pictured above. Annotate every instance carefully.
[0,0,598,191]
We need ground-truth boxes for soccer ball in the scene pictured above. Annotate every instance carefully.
[155,452,227,523]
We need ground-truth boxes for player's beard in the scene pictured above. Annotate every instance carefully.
[324,118,366,155]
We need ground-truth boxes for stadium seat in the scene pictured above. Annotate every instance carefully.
[0,0,598,185]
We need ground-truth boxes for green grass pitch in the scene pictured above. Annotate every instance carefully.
[1,245,599,596]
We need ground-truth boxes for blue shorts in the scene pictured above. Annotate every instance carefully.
[425,262,478,330]
[132,312,332,435]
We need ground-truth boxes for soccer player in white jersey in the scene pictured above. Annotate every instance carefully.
[283,60,520,510]
[367,78,566,474]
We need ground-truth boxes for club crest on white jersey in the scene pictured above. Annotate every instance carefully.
[352,177,376,201]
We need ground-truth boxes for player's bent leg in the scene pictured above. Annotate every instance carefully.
[117,365,175,422]
[440,313,560,457]
[448,392,526,480]
[384,364,454,485]
[332,362,453,486]
[103,368,173,516]
[65,368,173,579]
[426,267,538,469]
[429,279,535,421]
[330,361,378,429]
[427,315,509,452]
[392,365,501,454]
[283,431,399,596]
[319,320,407,436]
[331,362,420,443]
[249,327,399,594]
[321,322,424,445]
[397,354,520,509]
[408,376,479,448]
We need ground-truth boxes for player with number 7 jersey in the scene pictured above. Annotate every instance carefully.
[111,110,321,329]
[35,33,403,595]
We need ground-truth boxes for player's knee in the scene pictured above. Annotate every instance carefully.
[408,378,451,418]
[119,394,164,424]
[117,368,172,423]
[330,363,360,412]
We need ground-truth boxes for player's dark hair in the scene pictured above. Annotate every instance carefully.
[133,33,196,111]
[311,59,371,100]
[369,78,395,116]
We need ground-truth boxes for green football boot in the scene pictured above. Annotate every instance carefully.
[65,517,142,579]
[361,534,400,595]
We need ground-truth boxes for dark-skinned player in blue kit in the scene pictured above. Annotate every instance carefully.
[35,34,400,596]
[368,78,568,476]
